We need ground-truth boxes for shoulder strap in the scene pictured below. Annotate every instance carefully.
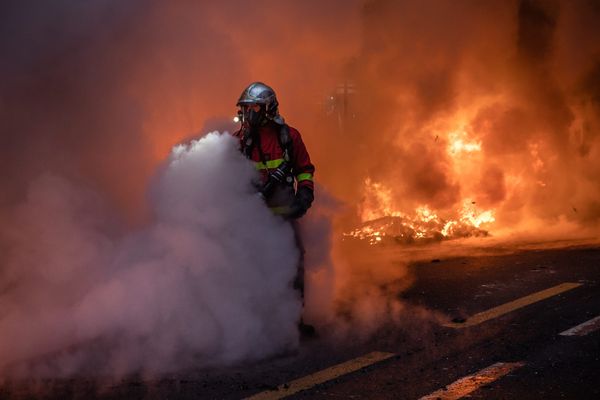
[278,124,293,163]
[240,126,266,164]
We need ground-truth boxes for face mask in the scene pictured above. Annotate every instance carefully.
[241,105,265,128]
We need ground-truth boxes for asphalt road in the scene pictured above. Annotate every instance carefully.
[2,242,599,399]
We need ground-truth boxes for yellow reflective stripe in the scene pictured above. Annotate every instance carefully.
[269,206,291,215]
[255,159,284,170]
[296,173,313,182]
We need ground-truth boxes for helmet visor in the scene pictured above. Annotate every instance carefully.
[239,104,264,127]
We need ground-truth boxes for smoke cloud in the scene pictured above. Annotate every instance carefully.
[0,133,300,377]
[1,0,600,378]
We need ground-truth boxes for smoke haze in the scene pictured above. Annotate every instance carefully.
[3,0,599,229]
[1,0,600,376]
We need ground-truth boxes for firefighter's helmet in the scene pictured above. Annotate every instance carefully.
[237,82,283,124]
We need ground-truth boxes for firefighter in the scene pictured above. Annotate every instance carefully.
[233,82,315,335]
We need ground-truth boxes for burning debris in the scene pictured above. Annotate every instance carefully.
[344,178,495,245]
[344,204,492,245]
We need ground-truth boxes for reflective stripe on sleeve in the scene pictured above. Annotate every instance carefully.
[255,159,284,170]
[296,173,313,182]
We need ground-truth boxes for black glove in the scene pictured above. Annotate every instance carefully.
[287,186,314,219]
[259,162,290,198]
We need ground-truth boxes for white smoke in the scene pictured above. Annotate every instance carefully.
[0,132,301,378]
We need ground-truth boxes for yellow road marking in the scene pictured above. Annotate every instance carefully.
[418,361,525,400]
[444,282,583,328]
[244,351,395,400]
[560,315,600,336]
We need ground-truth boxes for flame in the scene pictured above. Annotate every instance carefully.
[359,178,403,222]
[345,119,498,245]
[448,129,482,154]
[345,179,496,245]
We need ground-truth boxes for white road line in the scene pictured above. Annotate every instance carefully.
[560,315,600,336]
[443,282,583,328]
[418,361,525,400]
[244,351,395,400]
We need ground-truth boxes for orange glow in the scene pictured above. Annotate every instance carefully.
[2,0,592,237]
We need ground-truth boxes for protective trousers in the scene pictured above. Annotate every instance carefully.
[290,220,305,300]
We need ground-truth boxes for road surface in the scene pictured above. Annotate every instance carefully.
[2,242,599,399]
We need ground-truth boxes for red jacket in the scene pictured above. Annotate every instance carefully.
[234,121,315,208]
